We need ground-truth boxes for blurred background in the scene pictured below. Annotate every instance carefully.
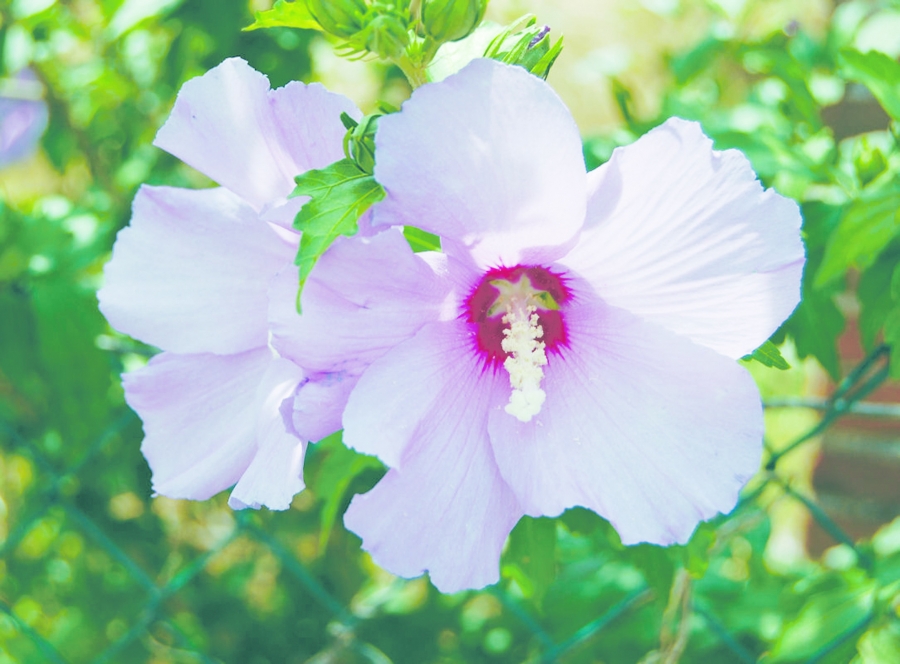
[1,0,899,662]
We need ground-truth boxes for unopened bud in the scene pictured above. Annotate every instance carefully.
[421,0,487,43]
[363,14,410,60]
[307,0,367,38]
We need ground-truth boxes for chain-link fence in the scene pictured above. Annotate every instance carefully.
[1,344,896,664]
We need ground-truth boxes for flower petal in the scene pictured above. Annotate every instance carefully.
[125,348,276,500]
[372,58,586,267]
[154,57,357,211]
[99,185,294,355]
[342,319,504,468]
[488,292,764,546]
[343,322,522,592]
[561,118,804,359]
[270,229,451,374]
[229,357,307,511]
[289,370,359,443]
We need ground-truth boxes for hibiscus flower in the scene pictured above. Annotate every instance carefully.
[272,58,805,592]
[99,58,359,510]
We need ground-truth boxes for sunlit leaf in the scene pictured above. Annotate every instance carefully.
[839,48,900,121]
[292,158,385,303]
[742,340,791,370]
[245,0,322,31]
[815,185,900,288]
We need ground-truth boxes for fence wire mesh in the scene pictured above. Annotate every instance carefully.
[0,344,897,663]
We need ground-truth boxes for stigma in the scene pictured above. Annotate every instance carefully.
[501,304,547,422]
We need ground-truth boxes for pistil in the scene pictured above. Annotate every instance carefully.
[501,304,547,422]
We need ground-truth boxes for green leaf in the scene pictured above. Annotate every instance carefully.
[502,517,557,602]
[769,571,875,662]
[783,287,845,380]
[778,201,845,378]
[244,0,322,31]
[402,226,441,252]
[857,246,900,350]
[839,48,900,121]
[683,522,717,578]
[816,186,900,288]
[292,158,385,301]
[856,620,900,664]
[309,431,384,551]
[627,543,676,602]
[741,339,791,370]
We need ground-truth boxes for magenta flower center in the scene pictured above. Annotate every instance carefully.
[465,265,571,363]
[464,265,571,422]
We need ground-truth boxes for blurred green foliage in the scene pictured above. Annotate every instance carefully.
[2,1,900,663]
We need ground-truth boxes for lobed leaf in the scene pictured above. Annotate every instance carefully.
[292,158,385,304]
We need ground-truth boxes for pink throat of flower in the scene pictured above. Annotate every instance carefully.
[464,264,571,366]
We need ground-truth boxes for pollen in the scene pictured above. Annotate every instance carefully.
[501,304,547,422]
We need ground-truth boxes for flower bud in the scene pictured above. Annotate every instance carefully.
[307,0,367,38]
[363,14,410,60]
[421,0,486,43]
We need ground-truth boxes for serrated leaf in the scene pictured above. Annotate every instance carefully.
[839,48,900,121]
[741,339,791,370]
[292,158,385,301]
[244,0,321,31]
[816,186,900,288]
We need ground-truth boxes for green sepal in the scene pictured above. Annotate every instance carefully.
[340,111,382,175]
[307,0,367,38]
[741,339,791,370]
[292,158,385,308]
[244,0,322,31]
[484,15,563,80]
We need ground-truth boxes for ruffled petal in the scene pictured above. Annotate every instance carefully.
[229,357,307,511]
[560,118,804,359]
[488,292,764,546]
[289,370,359,443]
[99,186,295,355]
[154,57,357,211]
[125,348,275,500]
[372,58,586,267]
[343,322,522,592]
[270,229,451,374]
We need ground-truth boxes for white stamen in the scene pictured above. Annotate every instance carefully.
[501,305,547,422]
